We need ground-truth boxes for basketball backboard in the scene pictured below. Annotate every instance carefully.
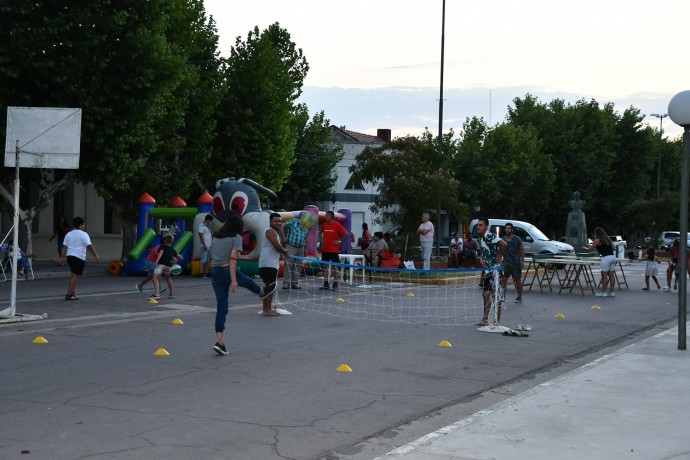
[4,107,81,169]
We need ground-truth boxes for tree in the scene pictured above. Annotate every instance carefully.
[209,23,309,193]
[350,134,467,232]
[273,108,344,210]
[0,1,224,257]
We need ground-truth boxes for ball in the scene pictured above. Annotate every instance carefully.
[299,212,316,230]
[170,264,182,276]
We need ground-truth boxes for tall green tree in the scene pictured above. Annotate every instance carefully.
[209,23,308,193]
[0,1,223,256]
[350,133,467,232]
[273,108,344,210]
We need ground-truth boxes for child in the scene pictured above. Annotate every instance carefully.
[135,243,167,294]
[643,246,661,290]
[148,233,183,300]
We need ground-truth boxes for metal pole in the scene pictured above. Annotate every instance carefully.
[436,0,446,254]
[10,141,20,316]
[657,115,665,198]
[678,126,689,350]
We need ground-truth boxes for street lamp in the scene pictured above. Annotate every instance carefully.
[650,113,668,199]
[667,91,690,351]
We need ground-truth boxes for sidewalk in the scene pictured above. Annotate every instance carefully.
[376,325,689,460]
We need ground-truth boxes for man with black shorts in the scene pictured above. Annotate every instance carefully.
[500,222,525,303]
[60,216,99,301]
[476,217,507,326]
[319,211,348,291]
[258,213,286,316]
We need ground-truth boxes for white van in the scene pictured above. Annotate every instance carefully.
[469,218,575,256]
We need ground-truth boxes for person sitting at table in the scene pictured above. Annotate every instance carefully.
[364,232,388,268]
[582,227,616,297]
[449,232,462,268]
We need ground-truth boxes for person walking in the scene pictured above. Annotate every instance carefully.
[259,213,288,316]
[500,222,525,303]
[417,212,434,270]
[210,214,276,355]
[280,211,311,290]
[198,214,213,278]
[583,227,617,297]
[475,218,507,327]
[60,216,98,301]
[642,246,662,290]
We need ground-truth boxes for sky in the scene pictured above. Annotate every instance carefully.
[203,0,690,139]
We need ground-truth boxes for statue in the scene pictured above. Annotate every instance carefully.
[565,191,588,248]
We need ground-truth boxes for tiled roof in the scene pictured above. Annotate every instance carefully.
[331,126,386,144]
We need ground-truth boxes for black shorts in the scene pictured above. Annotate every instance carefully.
[321,252,340,263]
[259,267,278,285]
[67,256,85,276]
[482,269,503,292]
[502,263,522,280]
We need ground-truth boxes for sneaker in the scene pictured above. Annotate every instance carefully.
[290,284,301,290]
[168,294,175,299]
[663,286,671,291]
[135,283,144,294]
[260,282,277,299]
[202,274,209,279]
[595,291,607,297]
[608,291,616,297]
[282,285,291,290]
[213,342,228,356]
[331,283,339,291]
[515,296,522,303]
[319,284,330,290]
[148,294,161,300]
[65,294,78,301]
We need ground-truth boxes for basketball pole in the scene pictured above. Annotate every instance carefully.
[0,140,21,317]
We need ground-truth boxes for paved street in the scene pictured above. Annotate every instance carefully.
[0,261,682,459]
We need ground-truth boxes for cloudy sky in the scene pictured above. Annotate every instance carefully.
[204,0,690,139]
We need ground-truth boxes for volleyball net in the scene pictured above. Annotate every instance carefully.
[272,256,504,326]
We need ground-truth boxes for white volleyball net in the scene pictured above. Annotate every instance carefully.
[273,256,503,326]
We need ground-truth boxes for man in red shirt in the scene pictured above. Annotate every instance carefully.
[319,211,349,291]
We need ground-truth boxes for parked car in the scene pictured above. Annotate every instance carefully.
[658,231,690,250]
[470,218,574,256]
[659,231,680,250]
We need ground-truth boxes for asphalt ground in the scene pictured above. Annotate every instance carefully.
[0,261,681,460]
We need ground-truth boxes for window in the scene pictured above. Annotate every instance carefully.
[344,173,364,190]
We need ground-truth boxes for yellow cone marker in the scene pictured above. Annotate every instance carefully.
[554,313,565,319]
[153,348,170,356]
[336,364,353,372]
[32,336,48,344]
[438,340,452,348]
[591,305,601,310]
[171,318,184,325]
[407,292,415,297]
[148,298,158,304]
[336,297,345,303]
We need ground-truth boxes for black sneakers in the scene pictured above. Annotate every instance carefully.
[331,283,339,291]
[319,283,330,290]
[213,342,228,355]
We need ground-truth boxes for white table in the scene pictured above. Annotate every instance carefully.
[339,254,365,285]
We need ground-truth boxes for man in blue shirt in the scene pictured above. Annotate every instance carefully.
[500,222,525,304]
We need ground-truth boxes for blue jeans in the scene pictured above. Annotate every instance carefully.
[211,266,261,332]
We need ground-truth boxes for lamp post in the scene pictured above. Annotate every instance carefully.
[667,91,690,350]
[650,113,668,199]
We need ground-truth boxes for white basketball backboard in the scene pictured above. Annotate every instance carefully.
[4,107,81,169]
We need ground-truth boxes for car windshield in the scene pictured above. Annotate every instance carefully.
[528,225,550,241]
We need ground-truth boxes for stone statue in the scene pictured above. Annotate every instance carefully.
[565,191,588,248]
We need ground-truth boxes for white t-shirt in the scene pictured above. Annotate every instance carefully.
[198,223,212,247]
[63,229,92,260]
